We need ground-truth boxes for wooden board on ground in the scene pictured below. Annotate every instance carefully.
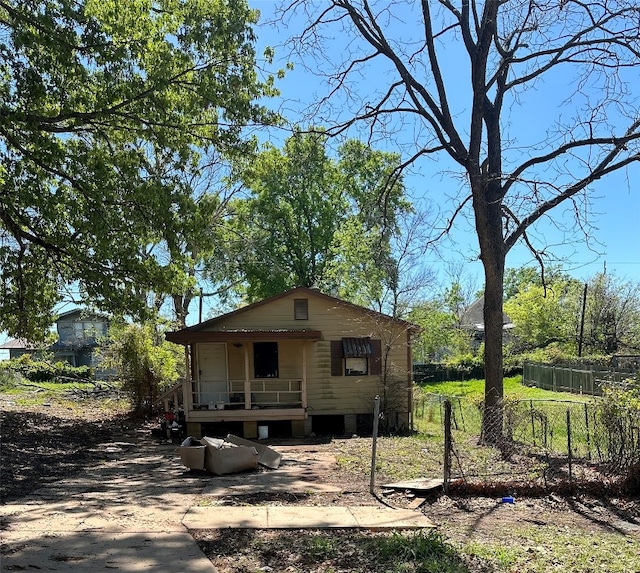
[380,478,444,492]
[407,497,428,510]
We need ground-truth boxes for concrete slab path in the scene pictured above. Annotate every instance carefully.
[184,505,434,530]
[1,432,433,573]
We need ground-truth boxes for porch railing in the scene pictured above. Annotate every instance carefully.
[191,378,303,410]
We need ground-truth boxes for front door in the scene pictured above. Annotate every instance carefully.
[196,343,228,405]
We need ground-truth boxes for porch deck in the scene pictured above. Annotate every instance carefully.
[186,378,305,420]
[185,407,307,422]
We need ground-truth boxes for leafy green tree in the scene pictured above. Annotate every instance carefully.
[504,282,580,352]
[504,270,640,358]
[328,139,414,313]
[223,129,344,302]
[0,0,277,340]
[409,300,458,362]
[217,130,412,306]
[442,282,468,327]
[583,273,640,356]
[504,266,576,302]
[103,321,183,414]
[147,181,231,328]
[409,278,478,364]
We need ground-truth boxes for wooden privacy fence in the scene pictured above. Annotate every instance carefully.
[522,361,636,396]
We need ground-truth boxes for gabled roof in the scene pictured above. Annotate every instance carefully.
[0,338,33,350]
[166,287,419,345]
[460,297,513,331]
[56,309,109,321]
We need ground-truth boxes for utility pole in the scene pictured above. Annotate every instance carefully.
[578,283,587,357]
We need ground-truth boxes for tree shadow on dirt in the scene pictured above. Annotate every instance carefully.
[0,410,130,503]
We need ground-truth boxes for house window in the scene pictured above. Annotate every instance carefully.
[74,321,98,340]
[343,337,371,376]
[330,337,383,377]
[254,342,278,378]
[345,357,368,376]
[294,298,309,320]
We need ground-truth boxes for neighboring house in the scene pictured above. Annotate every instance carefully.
[0,309,109,371]
[459,297,514,350]
[165,287,419,439]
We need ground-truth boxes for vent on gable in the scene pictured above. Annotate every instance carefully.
[294,298,309,320]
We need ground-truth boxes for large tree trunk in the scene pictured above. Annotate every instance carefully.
[474,178,505,445]
[465,1,506,445]
[482,249,505,444]
[172,294,193,330]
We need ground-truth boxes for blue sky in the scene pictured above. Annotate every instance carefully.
[250,1,640,288]
[2,2,639,350]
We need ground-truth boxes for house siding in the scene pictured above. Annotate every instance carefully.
[198,293,411,419]
[169,288,416,436]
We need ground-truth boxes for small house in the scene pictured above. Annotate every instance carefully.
[459,297,514,349]
[0,309,109,371]
[165,287,419,439]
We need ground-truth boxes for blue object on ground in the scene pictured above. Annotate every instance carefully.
[501,496,515,504]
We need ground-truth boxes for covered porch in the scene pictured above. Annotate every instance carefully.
[165,328,322,427]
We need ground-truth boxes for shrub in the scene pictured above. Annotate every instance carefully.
[595,376,640,474]
[0,367,23,390]
[443,352,485,380]
[102,322,182,415]
[0,355,93,382]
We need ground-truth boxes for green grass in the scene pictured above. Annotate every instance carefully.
[334,434,445,482]
[412,376,601,458]
[461,524,640,573]
[418,375,592,401]
[197,525,640,573]
[196,529,473,573]
[333,377,607,486]
[373,530,470,572]
[1,378,129,414]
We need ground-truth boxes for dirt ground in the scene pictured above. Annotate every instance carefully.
[2,394,640,572]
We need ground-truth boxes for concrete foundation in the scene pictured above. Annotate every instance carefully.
[291,419,306,438]
[186,422,201,438]
[344,414,357,436]
[243,420,258,439]
[303,417,313,436]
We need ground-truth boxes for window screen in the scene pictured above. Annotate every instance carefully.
[294,298,309,320]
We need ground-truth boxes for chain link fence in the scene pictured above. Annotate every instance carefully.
[413,391,640,494]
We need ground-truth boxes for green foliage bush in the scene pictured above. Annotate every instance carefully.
[503,342,611,371]
[442,346,485,379]
[0,354,93,382]
[596,377,640,478]
[102,322,182,415]
[414,360,485,383]
[0,367,23,390]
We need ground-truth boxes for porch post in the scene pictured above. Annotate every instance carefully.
[301,341,308,408]
[243,345,251,410]
[183,345,192,413]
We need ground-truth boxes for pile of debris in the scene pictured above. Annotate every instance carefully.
[177,434,281,476]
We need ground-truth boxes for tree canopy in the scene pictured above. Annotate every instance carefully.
[0,0,277,339]
[213,130,416,312]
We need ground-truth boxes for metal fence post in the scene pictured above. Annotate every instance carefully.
[566,409,573,486]
[443,399,452,494]
[584,403,592,461]
[530,400,536,446]
[370,395,380,495]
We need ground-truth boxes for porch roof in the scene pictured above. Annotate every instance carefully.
[165,328,322,345]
